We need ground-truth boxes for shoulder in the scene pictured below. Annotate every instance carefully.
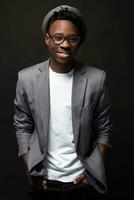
[75,60,107,82]
[17,59,48,80]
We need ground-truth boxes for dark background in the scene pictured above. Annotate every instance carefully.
[0,0,133,199]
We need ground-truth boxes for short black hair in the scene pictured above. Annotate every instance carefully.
[46,7,86,45]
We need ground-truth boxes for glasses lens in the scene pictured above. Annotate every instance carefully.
[49,34,80,45]
[68,36,80,43]
[53,35,64,44]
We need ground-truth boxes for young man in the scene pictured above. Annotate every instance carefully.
[14,5,112,200]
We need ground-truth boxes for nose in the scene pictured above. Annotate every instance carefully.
[60,39,70,48]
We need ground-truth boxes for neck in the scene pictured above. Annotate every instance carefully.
[49,58,75,73]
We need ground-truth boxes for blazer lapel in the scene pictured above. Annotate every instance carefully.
[37,60,50,152]
[72,62,88,149]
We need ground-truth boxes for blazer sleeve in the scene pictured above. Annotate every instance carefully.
[84,71,112,193]
[13,71,34,157]
[94,71,112,147]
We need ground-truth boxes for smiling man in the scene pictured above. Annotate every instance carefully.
[14,5,112,200]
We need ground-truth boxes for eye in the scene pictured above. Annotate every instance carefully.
[53,35,63,41]
[69,36,80,42]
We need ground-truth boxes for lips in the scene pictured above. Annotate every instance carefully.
[56,51,70,58]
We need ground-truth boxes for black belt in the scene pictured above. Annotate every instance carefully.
[46,179,74,188]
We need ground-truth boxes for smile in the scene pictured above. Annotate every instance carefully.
[56,52,70,57]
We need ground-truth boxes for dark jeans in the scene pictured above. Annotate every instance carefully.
[24,180,99,200]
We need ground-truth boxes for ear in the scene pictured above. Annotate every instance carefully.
[45,33,49,46]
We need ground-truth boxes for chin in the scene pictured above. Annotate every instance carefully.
[55,57,73,65]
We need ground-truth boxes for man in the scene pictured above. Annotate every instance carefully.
[14,5,112,200]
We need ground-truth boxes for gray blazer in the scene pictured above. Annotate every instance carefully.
[14,59,112,193]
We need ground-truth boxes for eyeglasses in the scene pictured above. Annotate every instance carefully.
[48,34,80,45]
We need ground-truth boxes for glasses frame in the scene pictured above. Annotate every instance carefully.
[48,34,80,45]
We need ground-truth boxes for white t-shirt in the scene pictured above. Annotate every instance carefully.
[44,66,85,182]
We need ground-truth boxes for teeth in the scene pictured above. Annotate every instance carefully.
[57,52,70,57]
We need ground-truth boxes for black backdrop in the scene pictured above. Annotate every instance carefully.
[0,0,133,199]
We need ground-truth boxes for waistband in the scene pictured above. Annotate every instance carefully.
[46,179,74,188]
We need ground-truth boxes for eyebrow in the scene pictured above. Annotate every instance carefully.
[52,33,79,36]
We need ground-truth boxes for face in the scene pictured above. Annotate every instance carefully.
[45,20,80,66]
